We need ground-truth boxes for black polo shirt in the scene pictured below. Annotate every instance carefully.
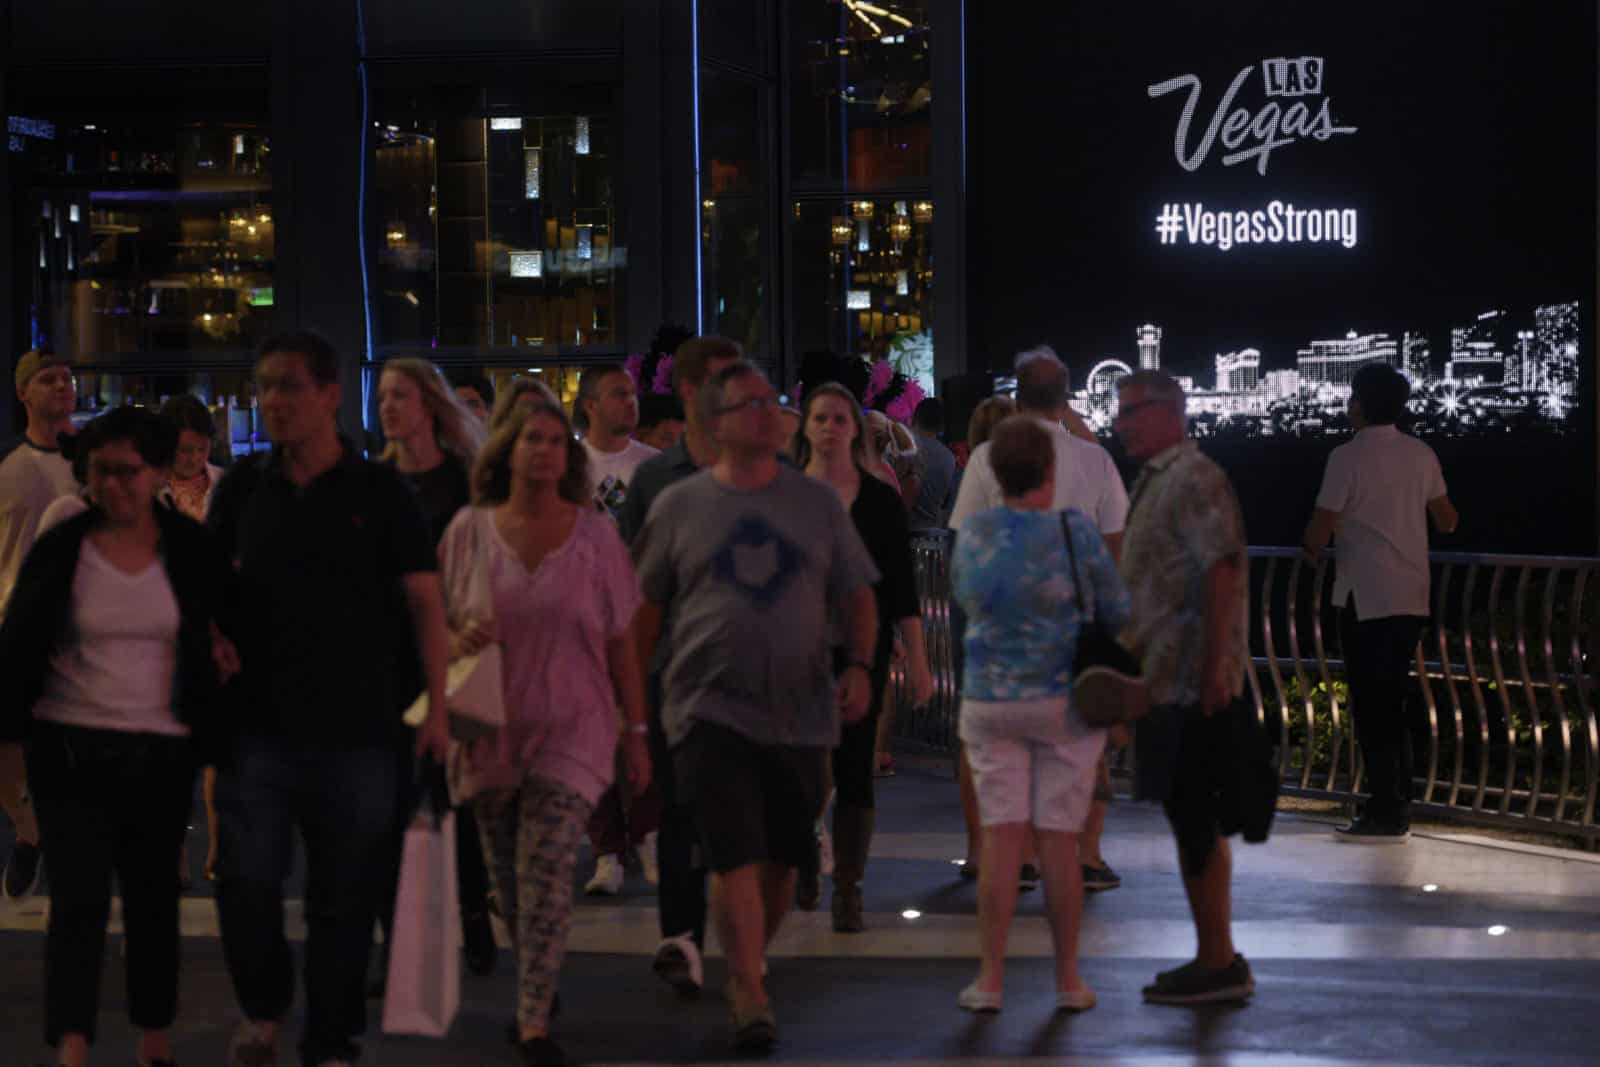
[208,440,436,749]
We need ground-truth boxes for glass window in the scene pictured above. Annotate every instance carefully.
[789,0,931,190]
[371,88,623,350]
[700,70,770,356]
[700,0,772,74]
[362,0,622,55]
[12,112,273,360]
[789,196,932,382]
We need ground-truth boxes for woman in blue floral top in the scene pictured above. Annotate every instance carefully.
[951,416,1131,1015]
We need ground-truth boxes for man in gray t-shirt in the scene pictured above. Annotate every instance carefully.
[634,361,878,1052]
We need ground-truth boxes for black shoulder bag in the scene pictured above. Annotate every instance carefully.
[1060,511,1148,727]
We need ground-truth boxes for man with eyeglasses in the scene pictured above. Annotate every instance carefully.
[1114,370,1269,1007]
[0,350,79,903]
[206,330,451,1067]
[632,361,879,1053]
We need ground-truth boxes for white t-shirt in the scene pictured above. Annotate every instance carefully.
[949,416,1129,536]
[583,438,659,522]
[1315,425,1447,620]
[31,538,187,737]
[0,440,80,623]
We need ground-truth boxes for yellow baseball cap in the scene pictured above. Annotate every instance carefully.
[13,350,68,391]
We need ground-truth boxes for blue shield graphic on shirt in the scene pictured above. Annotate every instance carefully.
[712,514,802,605]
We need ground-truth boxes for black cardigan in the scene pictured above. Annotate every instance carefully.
[0,504,228,754]
[850,470,921,671]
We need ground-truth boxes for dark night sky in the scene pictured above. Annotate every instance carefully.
[968,1,1597,384]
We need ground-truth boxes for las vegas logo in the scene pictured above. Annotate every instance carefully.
[1147,56,1357,176]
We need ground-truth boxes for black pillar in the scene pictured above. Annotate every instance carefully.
[275,0,368,432]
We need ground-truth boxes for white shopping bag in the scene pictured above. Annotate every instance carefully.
[402,644,505,741]
[381,804,462,1038]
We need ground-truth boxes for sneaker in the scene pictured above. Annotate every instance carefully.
[1335,818,1410,843]
[1082,861,1122,892]
[638,832,660,886]
[1018,863,1040,892]
[463,909,498,977]
[584,853,625,895]
[1142,953,1255,1005]
[227,1022,277,1067]
[652,933,704,996]
[2,840,42,900]
[957,981,1002,1013]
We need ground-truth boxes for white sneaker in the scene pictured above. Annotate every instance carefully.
[638,832,660,886]
[652,932,704,995]
[817,822,835,877]
[584,854,624,896]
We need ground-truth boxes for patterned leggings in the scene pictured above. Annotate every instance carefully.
[474,776,593,1033]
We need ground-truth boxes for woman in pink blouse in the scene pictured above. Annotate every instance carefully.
[438,399,650,1067]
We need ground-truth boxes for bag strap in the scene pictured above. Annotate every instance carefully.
[1059,511,1095,625]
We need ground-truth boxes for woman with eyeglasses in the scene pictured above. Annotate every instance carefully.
[0,406,231,1067]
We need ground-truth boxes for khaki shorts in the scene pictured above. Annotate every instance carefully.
[960,696,1106,832]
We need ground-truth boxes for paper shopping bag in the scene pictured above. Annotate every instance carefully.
[402,644,506,742]
[381,808,462,1037]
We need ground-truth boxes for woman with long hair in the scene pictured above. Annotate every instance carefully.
[439,400,650,1067]
[373,358,498,984]
[378,358,486,542]
[792,383,935,932]
[0,407,229,1067]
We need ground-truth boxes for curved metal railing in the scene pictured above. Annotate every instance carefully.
[890,533,1600,847]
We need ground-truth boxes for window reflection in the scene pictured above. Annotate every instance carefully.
[791,197,932,370]
[371,104,622,349]
[700,70,769,355]
[790,0,931,188]
[17,117,273,359]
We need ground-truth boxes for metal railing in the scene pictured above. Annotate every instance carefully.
[890,533,1600,847]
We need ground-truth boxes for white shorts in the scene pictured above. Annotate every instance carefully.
[959,696,1106,833]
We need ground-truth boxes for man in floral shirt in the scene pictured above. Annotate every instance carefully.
[1115,370,1270,1007]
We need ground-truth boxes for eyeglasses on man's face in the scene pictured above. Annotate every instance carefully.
[717,395,779,416]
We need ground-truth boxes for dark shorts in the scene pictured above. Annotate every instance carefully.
[672,721,827,874]
[1138,695,1278,878]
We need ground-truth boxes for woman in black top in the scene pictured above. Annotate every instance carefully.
[795,383,935,932]
[373,358,498,982]
[0,407,230,1067]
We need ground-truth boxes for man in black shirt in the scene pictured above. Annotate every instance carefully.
[210,331,450,1067]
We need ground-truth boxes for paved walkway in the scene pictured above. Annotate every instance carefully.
[3,762,1599,1065]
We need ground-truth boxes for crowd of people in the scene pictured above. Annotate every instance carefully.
[0,331,1455,1066]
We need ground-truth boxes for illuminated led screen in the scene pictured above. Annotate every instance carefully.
[968,1,1596,551]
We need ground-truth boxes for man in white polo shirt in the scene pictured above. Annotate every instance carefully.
[949,345,1129,890]
[1304,363,1458,843]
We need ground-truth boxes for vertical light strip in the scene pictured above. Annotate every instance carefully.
[356,0,377,431]
[691,0,704,333]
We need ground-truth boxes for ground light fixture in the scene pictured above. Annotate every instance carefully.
[901,909,922,921]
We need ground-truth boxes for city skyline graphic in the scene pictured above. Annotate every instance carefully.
[1068,299,1581,439]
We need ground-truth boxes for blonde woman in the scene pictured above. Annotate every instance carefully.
[489,376,562,436]
[378,358,486,544]
[373,358,497,987]
[440,400,649,1067]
